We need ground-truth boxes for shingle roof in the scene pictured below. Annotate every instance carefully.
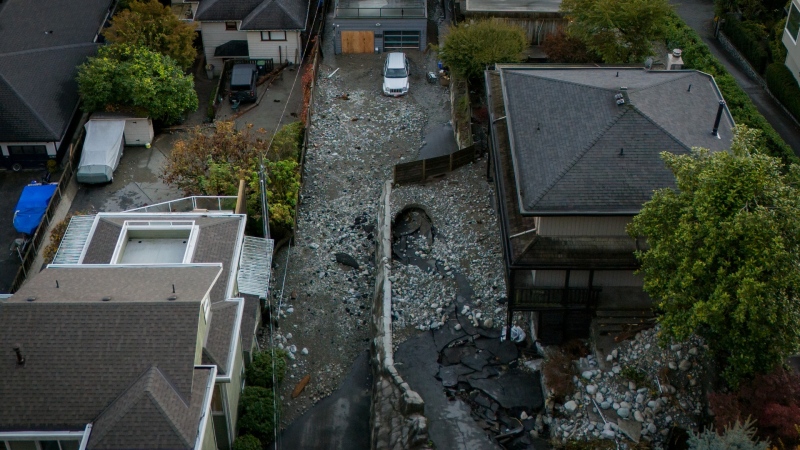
[204,300,241,375]
[88,367,212,450]
[498,67,734,215]
[0,0,111,142]
[12,265,222,304]
[0,301,200,432]
[196,0,309,30]
[240,294,262,349]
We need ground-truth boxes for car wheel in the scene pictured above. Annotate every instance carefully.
[11,163,22,172]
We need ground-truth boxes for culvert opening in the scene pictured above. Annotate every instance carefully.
[392,207,435,265]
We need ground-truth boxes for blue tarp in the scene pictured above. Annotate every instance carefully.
[13,183,58,235]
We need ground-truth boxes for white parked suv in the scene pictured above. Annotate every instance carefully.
[382,52,409,97]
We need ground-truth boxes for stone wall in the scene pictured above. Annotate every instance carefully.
[370,180,429,450]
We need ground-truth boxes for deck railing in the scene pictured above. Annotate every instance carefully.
[124,196,238,213]
[334,6,425,17]
[513,287,602,310]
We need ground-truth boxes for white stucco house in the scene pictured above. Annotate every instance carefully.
[173,0,311,77]
[783,0,800,85]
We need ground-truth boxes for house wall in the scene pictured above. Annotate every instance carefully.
[246,31,303,65]
[195,300,210,365]
[201,409,217,450]
[0,141,59,169]
[222,338,244,441]
[536,216,631,237]
[200,21,248,75]
[784,0,800,85]
[332,18,427,54]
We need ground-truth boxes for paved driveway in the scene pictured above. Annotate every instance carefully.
[0,170,45,293]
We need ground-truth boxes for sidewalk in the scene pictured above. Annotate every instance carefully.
[671,0,800,157]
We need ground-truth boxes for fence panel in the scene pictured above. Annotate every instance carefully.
[393,143,480,185]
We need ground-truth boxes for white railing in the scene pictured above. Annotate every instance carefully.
[124,196,238,213]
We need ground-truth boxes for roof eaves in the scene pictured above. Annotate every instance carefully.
[0,71,60,140]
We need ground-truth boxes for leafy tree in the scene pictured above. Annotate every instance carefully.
[541,29,602,63]
[438,19,526,80]
[161,121,302,237]
[238,387,278,443]
[104,0,197,70]
[232,435,262,450]
[688,418,769,450]
[77,44,198,124]
[246,349,287,388]
[628,126,800,387]
[560,0,673,63]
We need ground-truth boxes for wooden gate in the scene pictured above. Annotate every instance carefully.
[341,31,374,53]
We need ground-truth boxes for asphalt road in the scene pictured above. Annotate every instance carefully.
[671,0,800,157]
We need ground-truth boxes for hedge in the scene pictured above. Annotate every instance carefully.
[721,16,770,74]
[766,63,800,124]
[664,12,797,166]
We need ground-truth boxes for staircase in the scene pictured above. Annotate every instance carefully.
[594,309,656,337]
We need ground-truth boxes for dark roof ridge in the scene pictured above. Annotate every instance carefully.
[530,107,631,207]
[505,68,622,94]
[0,71,59,138]
[628,105,693,153]
[0,42,98,59]
[144,387,193,447]
[629,71,696,94]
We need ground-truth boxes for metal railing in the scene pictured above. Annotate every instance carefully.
[513,286,602,310]
[334,6,425,17]
[124,196,238,213]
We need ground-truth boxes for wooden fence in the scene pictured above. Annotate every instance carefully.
[10,127,86,292]
[393,144,479,185]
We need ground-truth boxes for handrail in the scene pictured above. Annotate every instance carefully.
[334,6,426,17]
[124,196,238,213]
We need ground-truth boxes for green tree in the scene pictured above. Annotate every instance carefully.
[560,0,673,63]
[438,19,526,80]
[246,349,287,388]
[104,0,197,70]
[160,121,302,237]
[77,44,198,124]
[628,126,800,387]
[232,435,262,450]
[238,387,278,443]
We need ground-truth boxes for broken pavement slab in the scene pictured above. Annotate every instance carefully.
[467,369,544,411]
[432,319,468,352]
[475,337,519,365]
[617,418,642,443]
[437,364,474,387]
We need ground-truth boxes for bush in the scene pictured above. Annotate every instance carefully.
[438,19,526,80]
[709,367,800,446]
[769,18,788,63]
[664,11,797,166]
[688,418,769,450]
[541,29,602,64]
[722,16,770,73]
[766,63,800,123]
[232,434,262,450]
[238,387,278,443]
[246,349,287,388]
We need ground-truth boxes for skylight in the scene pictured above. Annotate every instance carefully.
[111,221,198,264]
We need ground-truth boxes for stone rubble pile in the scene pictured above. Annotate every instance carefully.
[544,326,706,448]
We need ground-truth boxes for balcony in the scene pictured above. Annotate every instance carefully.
[171,3,194,22]
[512,286,601,310]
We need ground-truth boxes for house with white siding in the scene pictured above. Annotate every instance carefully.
[179,0,311,76]
[783,0,800,85]
[485,65,735,344]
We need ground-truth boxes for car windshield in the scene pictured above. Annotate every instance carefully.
[385,67,407,78]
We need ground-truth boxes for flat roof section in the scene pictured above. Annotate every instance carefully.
[465,0,561,13]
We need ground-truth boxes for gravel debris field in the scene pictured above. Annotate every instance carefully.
[264,49,457,426]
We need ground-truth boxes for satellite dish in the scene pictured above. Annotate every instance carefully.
[644,57,653,70]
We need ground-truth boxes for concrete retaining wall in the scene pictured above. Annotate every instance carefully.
[370,180,429,450]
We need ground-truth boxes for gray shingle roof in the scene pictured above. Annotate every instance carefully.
[88,367,212,449]
[498,67,734,215]
[0,0,111,142]
[0,301,200,432]
[12,266,222,304]
[196,0,309,30]
[205,300,241,375]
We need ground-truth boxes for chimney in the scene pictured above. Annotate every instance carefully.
[712,100,726,136]
[13,344,25,365]
[667,49,684,70]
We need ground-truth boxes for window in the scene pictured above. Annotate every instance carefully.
[788,3,800,42]
[2,440,80,450]
[225,21,237,31]
[260,31,286,41]
[8,145,47,156]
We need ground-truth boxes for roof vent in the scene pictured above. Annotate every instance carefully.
[667,49,684,70]
[13,345,25,366]
[615,93,625,105]
[26,297,36,302]
[168,295,178,301]
[101,296,112,302]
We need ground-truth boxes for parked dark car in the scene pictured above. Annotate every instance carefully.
[230,64,258,103]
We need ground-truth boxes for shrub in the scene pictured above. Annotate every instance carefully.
[663,11,797,166]
[769,18,788,63]
[766,63,800,123]
[238,386,278,443]
[438,19,526,80]
[542,347,577,402]
[232,434,262,450]
[722,16,770,73]
[688,418,769,450]
[246,349,287,388]
[541,29,601,63]
[709,367,800,446]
